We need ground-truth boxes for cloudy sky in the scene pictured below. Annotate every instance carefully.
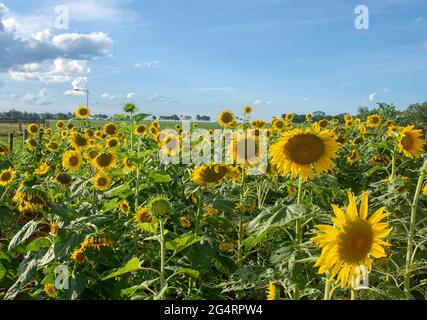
[0,0,426,119]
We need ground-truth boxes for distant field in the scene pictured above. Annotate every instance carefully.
[46,119,220,130]
[0,120,220,146]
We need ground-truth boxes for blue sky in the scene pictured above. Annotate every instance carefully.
[0,0,426,120]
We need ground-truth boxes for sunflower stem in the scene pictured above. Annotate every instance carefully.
[390,150,397,180]
[404,159,427,294]
[159,219,166,299]
[134,144,141,209]
[324,275,332,300]
[297,176,303,205]
[295,177,304,245]
[350,288,357,300]
[0,185,10,203]
[194,188,204,236]
[130,112,134,152]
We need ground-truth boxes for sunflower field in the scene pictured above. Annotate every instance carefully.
[0,104,427,301]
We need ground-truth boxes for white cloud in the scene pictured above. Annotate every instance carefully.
[254,99,274,106]
[368,92,377,101]
[101,93,118,100]
[414,16,424,24]
[383,88,389,93]
[20,88,55,105]
[63,77,88,95]
[135,60,160,69]
[147,94,166,102]
[60,0,136,24]
[0,4,113,73]
[101,92,138,101]
[126,92,137,99]
[8,58,90,83]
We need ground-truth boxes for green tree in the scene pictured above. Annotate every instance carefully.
[399,102,427,129]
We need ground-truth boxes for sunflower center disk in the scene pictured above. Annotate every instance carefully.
[97,154,113,167]
[401,135,414,151]
[201,166,228,183]
[69,156,79,166]
[1,172,12,181]
[221,113,233,123]
[339,220,373,264]
[284,134,325,165]
[98,178,108,186]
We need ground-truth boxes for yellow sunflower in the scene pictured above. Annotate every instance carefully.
[44,283,57,299]
[218,110,236,128]
[179,216,191,228]
[366,114,382,127]
[352,135,365,146]
[62,150,83,172]
[103,122,118,136]
[26,138,38,150]
[0,144,10,155]
[192,164,237,187]
[398,125,425,159]
[312,192,392,288]
[12,191,46,213]
[75,105,91,120]
[49,222,59,236]
[92,173,111,191]
[306,113,313,121]
[149,125,159,137]
[134,124,148,136]
[0,168,16,187]
[244,105,252,115]
[347,150,360,165]
[34,163,50,175]
[272,118,286,131]
[70,132,89,149]
[81,236,112,250]
[85,145,103,161]
[344,114,353,122]
[269,127,340,180]
[123,157,136,172]
[84,128,95,138]
[252,118,266,129]
[266,281,277,300]
[105,137,120,149]
[91,152,117,172]
[56,120,65,130]
[152,120,160,129]
[318,120,329,128]
[27,123,39,135]
[46,140,60,152]
[134,207,153,224]
[285,113,294,122]
[55,173,73,188]
[71,248,86,264]
[119,199,131,215]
